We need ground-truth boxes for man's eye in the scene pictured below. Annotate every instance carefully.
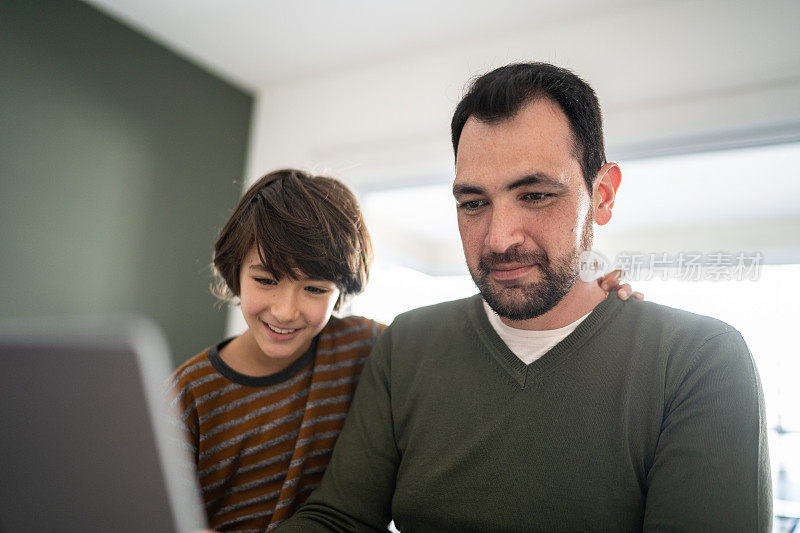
[523,192,550,202]
[457,199,486,211]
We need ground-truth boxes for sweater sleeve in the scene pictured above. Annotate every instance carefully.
[643,330,772,532]
[278,328,399,532]
[161,374,200,467]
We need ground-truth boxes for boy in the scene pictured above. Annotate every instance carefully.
[165,169,380,531]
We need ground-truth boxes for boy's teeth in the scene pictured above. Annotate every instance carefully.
[267,323,295,334]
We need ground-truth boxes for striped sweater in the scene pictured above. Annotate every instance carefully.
[165,315,384,532]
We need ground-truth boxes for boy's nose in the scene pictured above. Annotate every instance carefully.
[270,293,300,324]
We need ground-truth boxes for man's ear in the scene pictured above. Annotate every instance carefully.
[593,162,621,226]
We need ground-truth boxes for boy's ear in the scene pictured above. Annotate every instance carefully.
[593,162,621,226]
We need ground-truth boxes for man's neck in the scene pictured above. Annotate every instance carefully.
[496,281,607,331]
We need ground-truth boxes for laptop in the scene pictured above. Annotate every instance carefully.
[0,317,207,533]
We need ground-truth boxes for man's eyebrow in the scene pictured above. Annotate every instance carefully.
[453,173,567,197]
[506,173,566,191]
[452,183,484,197]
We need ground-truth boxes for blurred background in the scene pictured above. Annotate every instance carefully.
[2,0,799,527]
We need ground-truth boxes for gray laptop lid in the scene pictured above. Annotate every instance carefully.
[0,318,207,533]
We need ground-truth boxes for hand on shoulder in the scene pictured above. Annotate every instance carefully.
[596,269,644,301]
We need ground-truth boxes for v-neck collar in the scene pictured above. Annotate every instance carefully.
[466,292,624,389]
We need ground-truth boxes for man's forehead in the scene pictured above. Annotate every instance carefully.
[462,98,571,137]
[454,99,580,188]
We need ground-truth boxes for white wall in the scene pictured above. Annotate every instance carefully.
[231,0,800,309]
[246,0,800,187]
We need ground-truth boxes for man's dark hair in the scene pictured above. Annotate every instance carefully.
[451,62,606,191]
[211,168,372,310]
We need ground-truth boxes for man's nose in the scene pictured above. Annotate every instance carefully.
[485,205,525,253]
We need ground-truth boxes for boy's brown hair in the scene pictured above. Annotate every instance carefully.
[212,168,372,310]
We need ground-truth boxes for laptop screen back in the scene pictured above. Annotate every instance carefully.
[0,320,206,533]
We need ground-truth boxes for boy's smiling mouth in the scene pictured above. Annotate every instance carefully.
[265,322,299,335]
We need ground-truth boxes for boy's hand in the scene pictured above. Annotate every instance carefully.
[597,269,643,301]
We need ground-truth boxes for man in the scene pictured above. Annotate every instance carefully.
[279,63,771,531]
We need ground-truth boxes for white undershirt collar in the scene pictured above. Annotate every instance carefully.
[483,300,591,365]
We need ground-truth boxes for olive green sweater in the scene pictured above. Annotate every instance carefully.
[280,293,771,532]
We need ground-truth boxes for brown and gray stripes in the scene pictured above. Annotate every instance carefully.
[164,316,383,532]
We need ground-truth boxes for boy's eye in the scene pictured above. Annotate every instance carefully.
[305,286,329,295]
[254,277,276,286]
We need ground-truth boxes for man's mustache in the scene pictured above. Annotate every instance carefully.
[477,247,549,275]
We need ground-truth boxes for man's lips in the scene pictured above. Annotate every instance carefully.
[490,264,534,281]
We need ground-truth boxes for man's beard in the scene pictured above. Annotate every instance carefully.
[471,212,594,321]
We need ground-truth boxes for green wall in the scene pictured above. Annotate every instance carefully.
[0,0,253,365]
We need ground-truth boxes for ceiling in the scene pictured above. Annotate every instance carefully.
[83,0,642,91]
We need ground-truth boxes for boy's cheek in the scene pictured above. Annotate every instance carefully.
[239,297,265,320]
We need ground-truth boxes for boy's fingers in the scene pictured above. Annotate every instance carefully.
[617,286,646,301]
[598,269,625,291]
[617,283,642,300]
